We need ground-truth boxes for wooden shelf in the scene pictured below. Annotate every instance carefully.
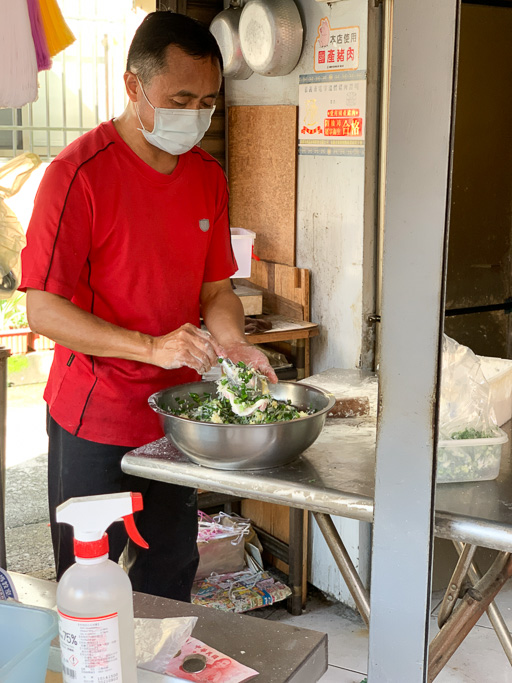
[246,317,319,345]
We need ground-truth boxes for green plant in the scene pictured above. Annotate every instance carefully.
[0,291,28,330]
[8,355,28,373]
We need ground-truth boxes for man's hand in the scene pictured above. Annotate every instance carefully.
[223,340,278,383]
[151,323,225,374]
[200,280,277,383]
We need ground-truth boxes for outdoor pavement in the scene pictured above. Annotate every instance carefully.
[5,382,55,579]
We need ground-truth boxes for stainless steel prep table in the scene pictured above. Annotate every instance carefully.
[122,418,512,680]
[13,573,327,683]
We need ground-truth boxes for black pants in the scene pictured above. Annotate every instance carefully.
[47,414,199,601]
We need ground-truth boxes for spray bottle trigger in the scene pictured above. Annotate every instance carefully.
[131,492,144,512]
[122,513,149,549]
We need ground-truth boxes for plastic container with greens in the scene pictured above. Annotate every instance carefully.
[437,427,508,483]
[437,336,508,483]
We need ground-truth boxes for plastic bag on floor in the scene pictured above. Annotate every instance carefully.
[196,512,252,581]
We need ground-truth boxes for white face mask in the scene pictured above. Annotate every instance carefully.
[135,77,215,156]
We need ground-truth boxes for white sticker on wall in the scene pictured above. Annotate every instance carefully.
[298,71,366,157]
[314,19,359,73]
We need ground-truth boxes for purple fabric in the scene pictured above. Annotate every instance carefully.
[26,0,52,71]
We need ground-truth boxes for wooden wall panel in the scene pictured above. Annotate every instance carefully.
[241,500,290,574]
[228,105,297,266]
[246,260,309,320]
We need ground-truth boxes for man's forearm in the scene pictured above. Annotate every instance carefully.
[200,284,246,349]
[26,289,154,362]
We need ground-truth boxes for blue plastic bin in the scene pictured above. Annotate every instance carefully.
[0,601,58,683]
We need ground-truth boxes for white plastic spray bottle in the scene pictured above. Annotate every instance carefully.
[56,492,149,683]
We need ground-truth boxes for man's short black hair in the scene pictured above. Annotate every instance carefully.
[126,11,223,83]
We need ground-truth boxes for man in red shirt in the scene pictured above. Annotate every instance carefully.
[21,11,276,600]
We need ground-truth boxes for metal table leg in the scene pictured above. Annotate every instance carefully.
[438,543,478,627]
[287,507,305,616]
[484,594,512,666]
[452,541,512,665]
[0,347,9,569]
[311,513,511,679]
[428,551,512,681]
[295,339,306,381]
[313,512,370,627]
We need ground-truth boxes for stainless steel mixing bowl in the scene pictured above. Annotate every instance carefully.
[148,381,335,471]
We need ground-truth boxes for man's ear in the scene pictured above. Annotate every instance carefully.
[124,72,139,103]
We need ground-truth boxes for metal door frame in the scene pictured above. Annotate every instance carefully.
[369,0,460,680]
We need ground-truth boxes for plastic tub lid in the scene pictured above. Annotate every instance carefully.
[230,227,256,238]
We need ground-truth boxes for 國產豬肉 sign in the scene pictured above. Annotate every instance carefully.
[314,18,359,73]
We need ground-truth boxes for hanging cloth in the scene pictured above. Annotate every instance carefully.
[0,0,38,108]
[27,0,52,71]
[38,0,75,58]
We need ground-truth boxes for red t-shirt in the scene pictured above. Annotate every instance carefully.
[21,121,237,446]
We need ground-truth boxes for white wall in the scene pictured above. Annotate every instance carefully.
[226,0,374,607]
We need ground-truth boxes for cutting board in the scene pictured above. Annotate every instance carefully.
[227,105,297,267]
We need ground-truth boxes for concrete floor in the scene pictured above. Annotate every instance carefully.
[4,382,512,681]
[5,383,55,580]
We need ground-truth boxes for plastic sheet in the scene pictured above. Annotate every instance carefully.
[0,154,41,299]
[439,335,500,440]
[135,616,197,674]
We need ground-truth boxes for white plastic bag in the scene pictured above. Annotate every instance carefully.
[135,616,197,674]
[0,154,41,298]
[439,335,500,439]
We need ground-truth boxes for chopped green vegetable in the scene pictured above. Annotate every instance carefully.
[437,428,502,482]
[164,361,316,425]
[449,428,493,440]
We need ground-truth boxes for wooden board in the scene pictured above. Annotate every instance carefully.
[239,259,310,321]
[228,106,297,266]
[234,284,263,315]
[240,260,314,375]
